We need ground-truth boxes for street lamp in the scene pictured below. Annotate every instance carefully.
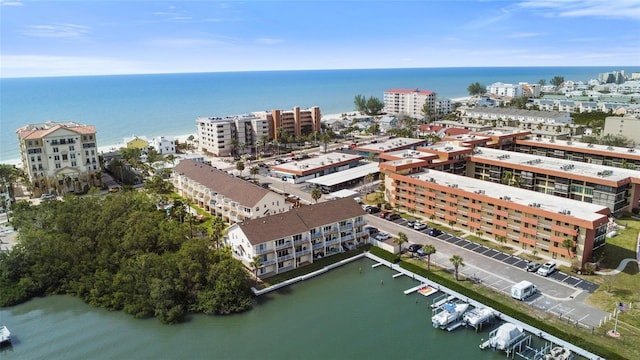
[607,302,628,337]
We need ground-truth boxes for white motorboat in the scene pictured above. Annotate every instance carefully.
[543,346,573,360]
[485,323,525,350]
[0,325,11,345]
[462,307,496,329]
[431,302,469,328]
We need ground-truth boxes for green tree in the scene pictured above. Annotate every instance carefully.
[562,238,575,258]
[394,232,408,254]
[496,235,507,248]
[467,82,486,96]
[0,164,18,201]
[538,79,546,86]
[144,175,174,194]
[354,94,384,115]
[249,255,262,287]
[236,161,245,177]
[209,216,226,249]
[354,94,367,113]
[229,138,240,157]
[320,133,331,153]
[164,154,176,166]
[249,166,259,180]
[422,244,436,272]
[311,188,322,203]
[448,220,455,230]
[449,255,465,281]
[550,76,565,89]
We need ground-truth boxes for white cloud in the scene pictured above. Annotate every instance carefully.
[143,37,232,48]
[0,1,23,6]
[20,24,90,38]
[518,0,640,20]
[255,38,284,45]
[506,32,542,38]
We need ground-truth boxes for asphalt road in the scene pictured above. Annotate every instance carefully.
[365,214,610,329]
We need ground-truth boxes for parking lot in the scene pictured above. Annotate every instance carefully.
[366,214,609,329]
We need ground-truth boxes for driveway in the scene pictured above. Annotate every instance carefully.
[365,214,609,329]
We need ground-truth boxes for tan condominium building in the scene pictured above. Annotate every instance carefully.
[467,147,640,214]
[172,159,291,223]
[226,197,367,277]
[603,116,640,144]
[384,88,436,118]
[379,162,610,266]
[196,114,269,157]
[16,120,101,196]
[515,136,640,170]
[253,106,321,141]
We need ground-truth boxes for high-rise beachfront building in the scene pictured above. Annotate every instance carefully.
[383,88,436,118]
[16,120,100,196]
[253,106,321,141]
[196,114,269,157]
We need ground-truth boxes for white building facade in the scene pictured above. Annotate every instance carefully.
[196,114,269,157]
[226,197,367,277]
[151,136,176,155]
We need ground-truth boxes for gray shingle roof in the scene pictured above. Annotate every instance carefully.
[173,159,271,208]
[236,197,366,245]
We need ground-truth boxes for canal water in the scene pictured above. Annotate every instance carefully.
[1,259,516,359]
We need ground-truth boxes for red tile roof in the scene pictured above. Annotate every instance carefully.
[385,88,434,95]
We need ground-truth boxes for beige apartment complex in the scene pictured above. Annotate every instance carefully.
[253,106,321,141]
[16,120,101,196]
[384,88,437,118]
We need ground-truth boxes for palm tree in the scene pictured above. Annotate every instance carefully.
[450,255,465,281]
[496,235,507,248]
[394,232,408,254]
[320,133,331,153]
[562,238,575,258]
[429,214,436,225]
[448,220,455,231]
[0,164,18,201]
[249,166,259,180]
[210,216,226,249]
[236,161,245,177]
[422,244,436,272]
[250,255,262,287]
[229,138,240,158]
[259,134,270,156]
[311,188,322,203]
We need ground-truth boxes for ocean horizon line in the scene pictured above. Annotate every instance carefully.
[1,65,636,80]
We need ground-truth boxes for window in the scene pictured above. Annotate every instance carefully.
[62,154,68,161]
[53,147,59,153]
[71,161,77,167]
[69,145,75,151]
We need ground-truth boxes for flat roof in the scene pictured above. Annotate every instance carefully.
[410,170,608,222]
[327,189,360,198]
[306,162,379,187]
[271,152,363,174]
[473,147,640,182]
[518,137,640,159]
[354,137,427,152]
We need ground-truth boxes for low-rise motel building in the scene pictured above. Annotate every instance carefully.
[226,197,367,277]
[514,136,640,170]
[172,159,291,223]
[268,152,363,184]
[16,120,100,196]
[379,161,610,265]
[352,137,429,160]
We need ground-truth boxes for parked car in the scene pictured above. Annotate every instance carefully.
[428,228,443,237]
[416,247,427,256]
[379,211,390,218]
[537,261,556,277]
[525,261,541,272]
[364,226,379,235]
[407,243,422,253]
[413,222,428,231]
[375,232,390,241]
[366,206,381,214]
[40,193,56,200]
[406,219,416,228]
[385,213,400,221]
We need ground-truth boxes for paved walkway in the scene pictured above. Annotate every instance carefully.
[595,258,640,275]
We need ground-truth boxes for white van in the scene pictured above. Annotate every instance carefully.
[511,280,537,301]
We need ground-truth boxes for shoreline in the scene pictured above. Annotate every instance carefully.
[1,133,197,168]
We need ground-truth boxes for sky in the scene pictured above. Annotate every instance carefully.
[1,0,639,78]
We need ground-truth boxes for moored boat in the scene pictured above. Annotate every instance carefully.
[0,325,11,345]
[432,301,469,329]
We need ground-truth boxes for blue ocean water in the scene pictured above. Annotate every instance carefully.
[1,66,638,163]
